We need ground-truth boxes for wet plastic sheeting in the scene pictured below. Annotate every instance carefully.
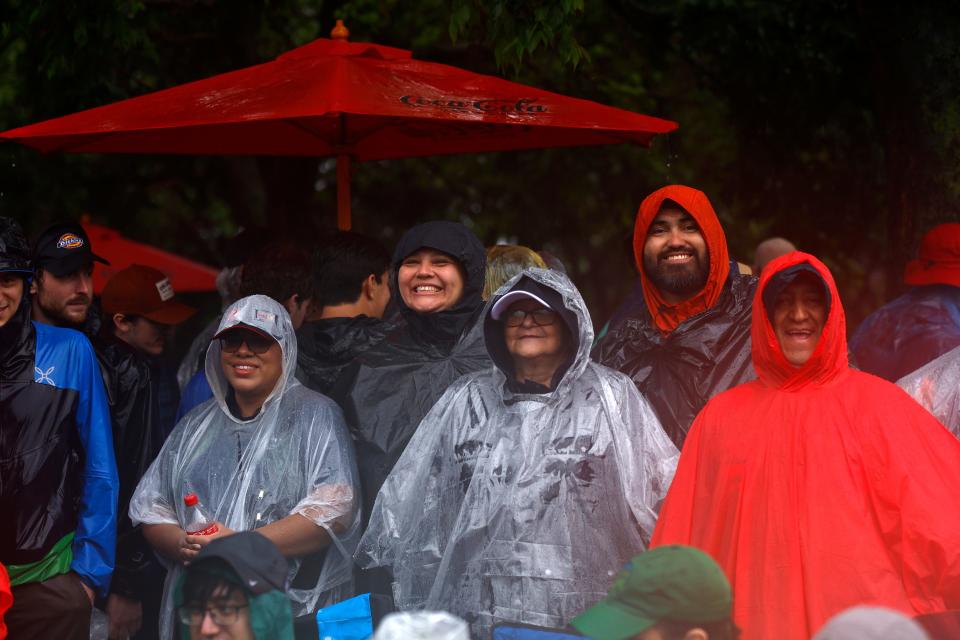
[592,269,756,448]
[898,344,960,438]
[358,269,679,637]
[850,285,960,382]
[130,295,360,639]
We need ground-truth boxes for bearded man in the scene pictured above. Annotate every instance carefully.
[593,185,756,447]
[30,222,109,329]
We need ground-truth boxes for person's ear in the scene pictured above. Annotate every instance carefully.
[29,277,38,295]
[361,274,378,300]
[112,313,130,334]
[283,293,299,317]
[683,629,709,640]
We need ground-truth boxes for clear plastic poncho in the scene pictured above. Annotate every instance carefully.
[357,269,679,637]
[898,344,960,438]
[130,295,360,639]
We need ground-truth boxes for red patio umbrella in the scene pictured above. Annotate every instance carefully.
[1,23,677,229]
[82,219,218,294]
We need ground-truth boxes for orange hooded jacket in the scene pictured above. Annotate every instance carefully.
[651,251,960,640]
[633,185,730,334]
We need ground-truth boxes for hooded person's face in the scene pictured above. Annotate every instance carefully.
[642,207,710,305]
[219,328,284,412]
[503,298,567,364]
[0,273,24,327]
[397,248,465,314]
[771,277,828,367]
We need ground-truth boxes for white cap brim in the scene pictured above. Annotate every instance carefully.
[490,290,552,320]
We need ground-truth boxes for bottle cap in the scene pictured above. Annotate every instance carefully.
[184,493,198,507]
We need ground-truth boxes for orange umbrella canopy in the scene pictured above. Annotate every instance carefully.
[83,221,218,294]
[2,33,678,228]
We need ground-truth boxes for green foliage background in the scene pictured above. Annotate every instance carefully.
[2,0,959,330]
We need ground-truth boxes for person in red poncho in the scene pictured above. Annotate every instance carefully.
[651,250,960,640]
[0,562,10,639]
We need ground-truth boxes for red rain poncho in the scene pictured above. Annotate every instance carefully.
[651,251,960,640]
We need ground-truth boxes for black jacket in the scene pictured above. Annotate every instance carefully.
[93,333,179,600]
[296,316,389,397]
[592,270,757,448]
[0,298,117,595]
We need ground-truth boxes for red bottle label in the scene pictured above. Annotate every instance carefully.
[187,523,219,536]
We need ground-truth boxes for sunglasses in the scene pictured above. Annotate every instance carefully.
[504,308,558,327]
[219,330,276,354]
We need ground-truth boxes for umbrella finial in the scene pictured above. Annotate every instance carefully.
[331,19,349,41]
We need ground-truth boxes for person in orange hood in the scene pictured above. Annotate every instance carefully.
[593,185,755,447]
[651,250,960,640]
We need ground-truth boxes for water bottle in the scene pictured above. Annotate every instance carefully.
[183,493,219,535]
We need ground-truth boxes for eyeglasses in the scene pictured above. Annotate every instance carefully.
[219,330,275,354]
[504,308,558,327]
[178,603,249,627]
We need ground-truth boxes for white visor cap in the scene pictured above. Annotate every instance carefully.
[490,290,553,320]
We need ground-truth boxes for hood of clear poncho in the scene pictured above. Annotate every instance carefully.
[483,268,593,394]
[205,295,297,423]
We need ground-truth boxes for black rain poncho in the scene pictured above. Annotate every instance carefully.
[331,221,491,519]
[296,315,390,397]
[591,267,756,448]
[130,295,360,639]
[357,268,679,637]
[897,344,960,439]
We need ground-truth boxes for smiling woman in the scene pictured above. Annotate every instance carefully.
[216,326,283,418]
[397,247,465,313]
[331,220,491,598]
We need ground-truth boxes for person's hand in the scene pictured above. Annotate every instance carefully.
[184,522,235,552]
[106,593,143,639]
[177,530,203,565]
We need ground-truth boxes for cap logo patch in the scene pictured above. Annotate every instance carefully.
[254,309,276,324]
[155,278,174,301]
[57,233,84,250]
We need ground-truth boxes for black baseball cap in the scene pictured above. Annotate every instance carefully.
[191,532,289,595]
[32,222,109,277]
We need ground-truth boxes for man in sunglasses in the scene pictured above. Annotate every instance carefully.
[132,295,360,639]
[97,264,196,639]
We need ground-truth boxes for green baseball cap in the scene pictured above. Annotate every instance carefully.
[571,545,732,640]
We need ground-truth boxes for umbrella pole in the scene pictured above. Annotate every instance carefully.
[337,154,351,230]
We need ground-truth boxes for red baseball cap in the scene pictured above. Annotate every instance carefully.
[904,223,960,287]
[101,264,197,325]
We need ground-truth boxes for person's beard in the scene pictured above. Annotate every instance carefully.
[36,289,90,328]
[643,248,710,301]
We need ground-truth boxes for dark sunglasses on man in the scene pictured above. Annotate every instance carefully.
[218,329,276,354]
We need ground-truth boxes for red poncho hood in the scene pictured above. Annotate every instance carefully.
[752,251,847,391]
[652,252,960,640]
[633,185,730,334]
